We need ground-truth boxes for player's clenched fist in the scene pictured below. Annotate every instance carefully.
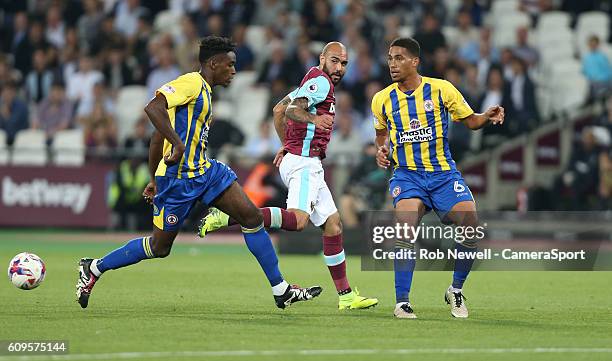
[273,146,286,167]
[164,143,186,165]
[486,105,505,125]
[312,114,334,131]
[376,145,391,169]
[142,181,156,204]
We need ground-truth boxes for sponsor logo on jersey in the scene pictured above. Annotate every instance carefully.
[424,99,435,112]
[409,119,421,129]
[398,127,433,143]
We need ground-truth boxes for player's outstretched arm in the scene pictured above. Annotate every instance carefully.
[285,97,333,131]
[460,105,505,130]
[144,93,186,165]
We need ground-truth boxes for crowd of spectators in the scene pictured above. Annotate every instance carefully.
[0,0,610,160]
[0,0,611,219]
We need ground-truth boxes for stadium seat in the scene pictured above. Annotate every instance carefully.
[398,25,414,39]
[245,26,267,57]
[0,129,8,165]
[116,86,149,143]
[537,11,571,32]
[490,0,519,18]
[226,71,257,101]
[549,59,582,78]
[51,129,85,167]
[443,0,462,20]
[539,42,574,68]
[550,74,589,115]
[11,129,47,166]
[212,100,234,121]
[576,11,610,55]
[154,10,182,37]
[233,87,270,142]
[492,12,531,48]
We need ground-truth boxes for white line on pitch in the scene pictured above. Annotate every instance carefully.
[1,348,612,361]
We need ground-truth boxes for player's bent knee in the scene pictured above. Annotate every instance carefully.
[242,207,264,229]
[150,238,172,258]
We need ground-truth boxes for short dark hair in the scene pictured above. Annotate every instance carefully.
[390,37,420,58]
[198,36,236,63]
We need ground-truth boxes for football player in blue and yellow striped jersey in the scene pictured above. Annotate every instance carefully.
[372,37,504,319]
[75,36,322,310]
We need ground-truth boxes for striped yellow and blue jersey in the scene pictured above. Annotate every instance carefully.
[371,77,474,171]
[155,72,212,179]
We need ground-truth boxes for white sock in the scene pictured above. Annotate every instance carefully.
[272,280,289,296]
[89,259,102,277]
[450,286,462,293]
[395,301,410,308]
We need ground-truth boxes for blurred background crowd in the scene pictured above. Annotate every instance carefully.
[1,0,611,230]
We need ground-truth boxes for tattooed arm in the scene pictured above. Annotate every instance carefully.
[285,97,333,131]
[272,95,291,143]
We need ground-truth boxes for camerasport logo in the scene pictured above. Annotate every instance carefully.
[1,176,92,214]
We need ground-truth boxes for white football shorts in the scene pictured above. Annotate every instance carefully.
[278,152,338,227]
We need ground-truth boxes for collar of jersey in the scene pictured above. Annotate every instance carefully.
[395,76,426,97]
[198,72,213,94]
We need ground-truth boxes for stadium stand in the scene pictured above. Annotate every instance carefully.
[0,0,611,225]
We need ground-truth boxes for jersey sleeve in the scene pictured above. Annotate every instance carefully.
[441,80,474,121]
[371,92,388,130]
[156,73,201,109]
[287,87,299,100]
[292,76,331,107]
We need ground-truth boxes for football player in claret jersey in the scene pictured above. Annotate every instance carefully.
[371,37,504,319]
[75,36,322,310]
[199,42,378,310]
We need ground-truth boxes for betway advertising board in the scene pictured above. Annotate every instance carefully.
[0,165,112,227]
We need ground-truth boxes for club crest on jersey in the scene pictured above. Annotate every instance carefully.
[161,84,176,93]
[410,119,421,129]
[392,186,402,198]
[166,214,178,225]
[307,83,318,93]
[424,99,435,112]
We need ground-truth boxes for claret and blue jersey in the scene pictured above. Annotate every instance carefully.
[284,67,335,159]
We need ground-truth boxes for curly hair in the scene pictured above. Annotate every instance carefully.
[198,36,236,63]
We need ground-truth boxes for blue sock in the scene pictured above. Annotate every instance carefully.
[242,224,284,287]
[394,249,416,304]
[95,237,154,274]
[452,243,477,289]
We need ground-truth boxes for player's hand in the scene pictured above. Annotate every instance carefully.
[142,182,156,204]
[312,114,334,131]
[486,105,505,125]
[376,145,391,169]
[164,143,186,165]
[273,146,286,168]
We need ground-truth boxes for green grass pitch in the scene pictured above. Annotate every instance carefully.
[1,232,611,361]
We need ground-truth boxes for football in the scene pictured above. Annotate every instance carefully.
[8,252,46,290]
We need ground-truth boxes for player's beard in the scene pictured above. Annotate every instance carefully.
[323,64,343,84]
